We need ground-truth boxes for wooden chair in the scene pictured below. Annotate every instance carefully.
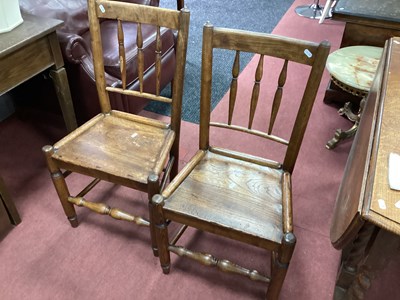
[42,0,189,256]
[151,23,330,299]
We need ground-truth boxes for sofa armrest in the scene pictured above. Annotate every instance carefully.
[78,54,123,88]
[57,31,92,64]
[57,31,122,89]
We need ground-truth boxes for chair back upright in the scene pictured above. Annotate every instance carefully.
[199,24,330,173]
[87,0,189,135]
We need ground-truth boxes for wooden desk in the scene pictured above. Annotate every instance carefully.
[0,14,77,132]
[330,37,400,299]
[324,0,400,105]
[0,14,78,236]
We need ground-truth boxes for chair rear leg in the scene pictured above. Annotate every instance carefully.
[42,145,78,227]
[148,174,160,257]
[170,145,180,180]
[267,232,296,300]
[152,194,171,274]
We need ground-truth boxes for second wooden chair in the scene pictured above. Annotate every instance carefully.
[151,23,330,298]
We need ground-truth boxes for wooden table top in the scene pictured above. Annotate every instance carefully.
[0,14,62,58]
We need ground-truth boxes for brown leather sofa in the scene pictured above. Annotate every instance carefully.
[19,0,184,122]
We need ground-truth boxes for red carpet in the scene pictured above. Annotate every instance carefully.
[1,0,399,299]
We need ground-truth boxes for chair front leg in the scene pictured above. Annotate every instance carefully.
[151,194,171,274]
[267,232,296,300]
[42,145,78,227]
[148,174,160,257]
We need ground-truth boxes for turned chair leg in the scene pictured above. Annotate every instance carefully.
[42,145,78,227]
[267,233,296,300]
[148,174,160,257]
[152,194,171,274]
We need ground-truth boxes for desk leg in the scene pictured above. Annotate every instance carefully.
[49,68,78,132]
[345,228,400,300]
[0,176,21,225]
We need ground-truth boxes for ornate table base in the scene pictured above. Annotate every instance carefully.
[326,98,365,150]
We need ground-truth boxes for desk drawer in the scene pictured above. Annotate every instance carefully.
[0,36,54,94]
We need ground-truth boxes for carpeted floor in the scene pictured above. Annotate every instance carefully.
[1,0,400,299]
[145,0,294,123]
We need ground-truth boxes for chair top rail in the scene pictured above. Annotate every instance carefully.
[95,0,182,29]
[212,27,327,66]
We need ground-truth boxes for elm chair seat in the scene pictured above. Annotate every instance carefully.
[164,151,284,245]
[51,112,175,187]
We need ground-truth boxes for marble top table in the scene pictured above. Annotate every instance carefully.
[325,45,383,150]
[326,46,383,94]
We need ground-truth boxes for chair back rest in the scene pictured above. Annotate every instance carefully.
[87,0,189,132]
[200,24,330,173]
